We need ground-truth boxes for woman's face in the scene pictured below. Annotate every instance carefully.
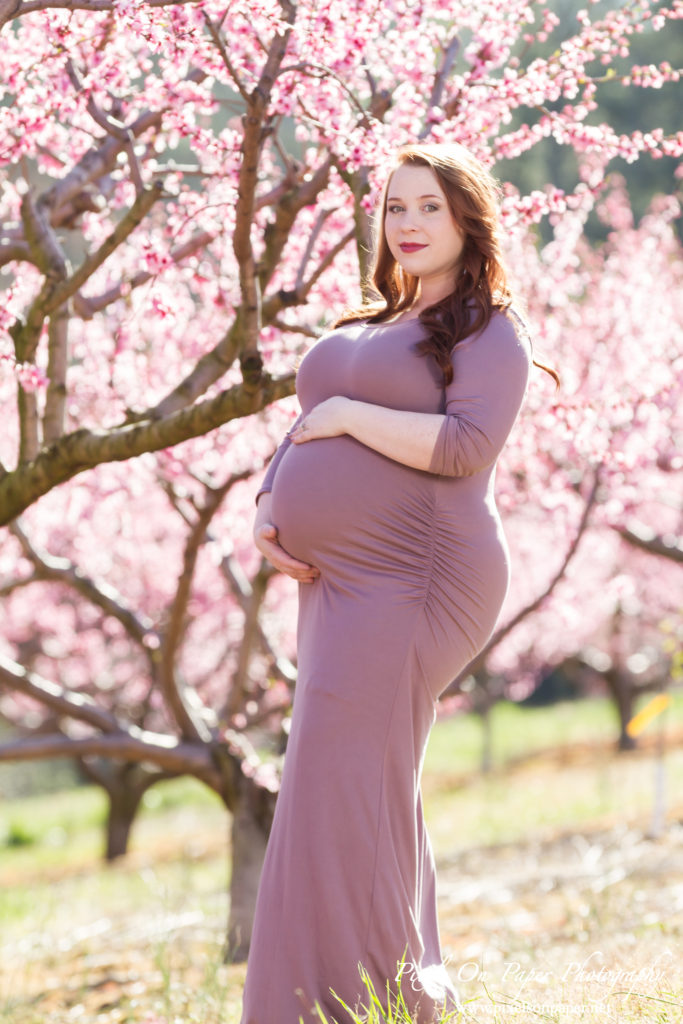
[384,163,465,297]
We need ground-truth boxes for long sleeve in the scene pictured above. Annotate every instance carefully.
[255,412,303,506]
[427,310,531,477]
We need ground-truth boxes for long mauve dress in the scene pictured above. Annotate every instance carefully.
[240,311,531,1024]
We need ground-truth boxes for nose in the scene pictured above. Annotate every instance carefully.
[400,212,419,234]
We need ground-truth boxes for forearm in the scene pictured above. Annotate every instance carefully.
[345,400,444,472]
[254,490,273,521]
[255,412,303,506]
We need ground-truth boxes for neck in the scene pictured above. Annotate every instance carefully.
[414,273,458,311]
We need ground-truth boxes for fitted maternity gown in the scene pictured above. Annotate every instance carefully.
[240,310,531,1024]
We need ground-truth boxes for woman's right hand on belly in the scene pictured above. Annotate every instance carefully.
[254,493,320,584]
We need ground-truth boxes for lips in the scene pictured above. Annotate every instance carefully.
[399,243,427,253]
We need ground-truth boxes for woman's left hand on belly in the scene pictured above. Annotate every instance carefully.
[289,397,352,444]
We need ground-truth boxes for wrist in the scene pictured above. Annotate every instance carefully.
[344,398,359,436]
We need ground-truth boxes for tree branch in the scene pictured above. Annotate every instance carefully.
[43,303,69,444]
[295,207,337,291]
[15,381,41,466]
[65,56,128,141]
[0,371,295,525]
[161,464,297,697]
[615,522,683,563]
[0,571,39,597]
[202,10,251,104]
[217,552,297,688]
[139,320,244,422]
[140,157,333,424]
[73,229,214,319]
[258,155,334,295]
[15,189,69,343]
[419,33,461,140]
[0,0,20,31]
[64,56,147,196]
[261,226,355,323]
[0,654,123,734]
[231,0,297,382]
[447,471,601,692]
[12,188,70,462]
[159,468,252,740]
[3,0,201,30]
[226,559,275,717]
[0,240,30,267]
[165,468,253,654]
[332,161,374,288]
[8,519,157,648]
[282,62,373,127]
[270,318,320,339]
[298,226,355,297]
[36,69,205,221]
[0,730,219,784]
[42,182,164,317]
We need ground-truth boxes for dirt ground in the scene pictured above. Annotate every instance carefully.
[2,736,682,1023]
[438,820,682,1019]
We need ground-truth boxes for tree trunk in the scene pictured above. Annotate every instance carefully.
[225,773,277,963]
[603,666,637,751]
[469,669,497,773]
[79,758,164,861]
[479,703,493,774]
[105,771,148,860]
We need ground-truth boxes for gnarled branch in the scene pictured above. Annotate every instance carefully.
[0,654,123,733]
[231,0,297,375]
[0,371,294,525]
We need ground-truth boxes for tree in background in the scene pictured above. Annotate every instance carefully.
[446,171,682,752]
[1,0,681,953]
[0,444,299,957]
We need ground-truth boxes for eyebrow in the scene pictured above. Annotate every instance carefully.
[387,194,442,201]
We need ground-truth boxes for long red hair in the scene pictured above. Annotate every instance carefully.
[335,143,559,387]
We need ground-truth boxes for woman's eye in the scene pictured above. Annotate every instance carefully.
[387,204,440,214]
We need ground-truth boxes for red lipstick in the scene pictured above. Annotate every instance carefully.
[399,243,427,253]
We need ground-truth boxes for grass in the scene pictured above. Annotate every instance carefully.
[427,690,683,777]
[1,695,682,1023]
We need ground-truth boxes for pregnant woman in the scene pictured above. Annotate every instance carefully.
[240,143,555,1024]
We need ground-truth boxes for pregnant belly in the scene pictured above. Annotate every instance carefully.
[271,436,511,670]
[270,435,436,575]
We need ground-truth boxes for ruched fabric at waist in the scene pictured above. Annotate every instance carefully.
[270,434,504,587]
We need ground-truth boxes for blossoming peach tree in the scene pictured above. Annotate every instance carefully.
[0,0,681,952]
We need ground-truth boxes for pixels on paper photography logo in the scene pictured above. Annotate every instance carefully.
[396,948,679,1019]
[450,948,679,1018]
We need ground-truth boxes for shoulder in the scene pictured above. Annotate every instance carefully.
[485,307,532,352]
[500,306,533,352]
[457,307,531,365]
